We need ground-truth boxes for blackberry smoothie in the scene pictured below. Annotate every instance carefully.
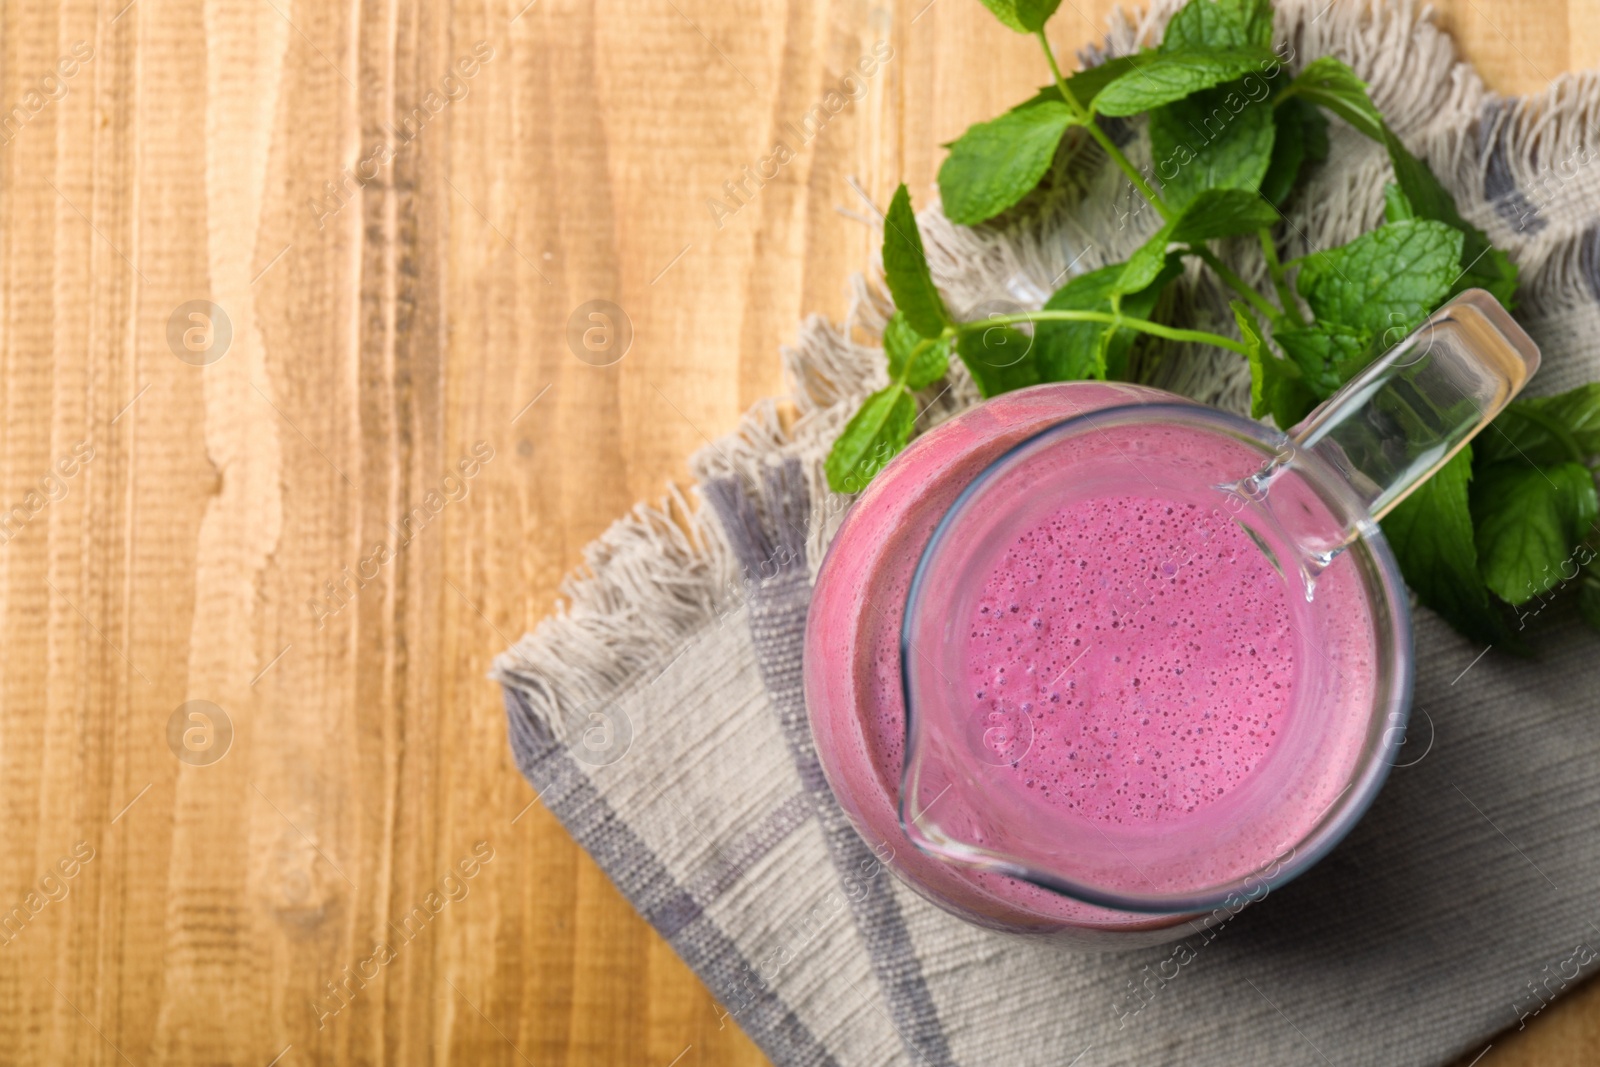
[962,493,1296,827]
[804,382,1386,942]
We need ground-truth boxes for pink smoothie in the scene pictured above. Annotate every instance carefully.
[804,383,1381,943]
[963,494,1295,825]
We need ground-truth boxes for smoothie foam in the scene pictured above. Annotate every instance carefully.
[964,494,1295,826]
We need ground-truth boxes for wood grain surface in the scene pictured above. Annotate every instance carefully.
[0,0,1596,1064]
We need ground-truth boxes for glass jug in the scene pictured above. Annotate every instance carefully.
[803,290,1540,947]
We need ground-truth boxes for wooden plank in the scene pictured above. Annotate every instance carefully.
[0,1,1595,1064]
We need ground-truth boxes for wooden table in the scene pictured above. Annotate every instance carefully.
[3,0,1597,1063]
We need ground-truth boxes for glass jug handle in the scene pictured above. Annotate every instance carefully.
[1288,289,1541,521]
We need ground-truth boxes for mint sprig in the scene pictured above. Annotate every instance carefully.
[824,0,1600,649]
[882,184,952,339]
[938,97,1079,224]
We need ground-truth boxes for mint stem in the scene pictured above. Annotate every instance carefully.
[1037,32,1173,221]
[1258,229,1306,326]
[1185,245,1281,325]
[958,310,1252,357]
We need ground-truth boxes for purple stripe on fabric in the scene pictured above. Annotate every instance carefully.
[705,459,958,1067]
[503,687,842,1067]
[686,790,816,905]
[1481,99,1547,235]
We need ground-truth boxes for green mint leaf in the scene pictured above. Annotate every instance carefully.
[1259,97,1327,207]
[1061,56,1144,108]
[1236,301,1315,427]
[977,0,1062,33]
[1035,256,1181,380]
[1472,247,1519,307]
[824,385,917,494]
[1217,0,1275,47]
[885,311,951,390]
[1382,182,1416,222]
[1580,573,1600,632]
[1169,186,1281,241]
[1381,445,1513,645]
[1149,80,1276,208]
[957,323,1041,397]
[1472,461,1599,603]
[905,339,951,389]
[1381,125,1519,308]
[1583,485,1600,536]
[1295,219,1462,338]
[883,184,950,338]
[1000,85,1074,111]
[1272,322,1367,401]
[1016,0,1063,30]
[938,99,1079,224]
[1093,47,1278,117]
[1281,56,1384,140]
[1008,60,1147,118]
[1119,222,1178,294]
[1161,0,1249,50]
[1479,383,1600,467]
[883,311,920,381]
